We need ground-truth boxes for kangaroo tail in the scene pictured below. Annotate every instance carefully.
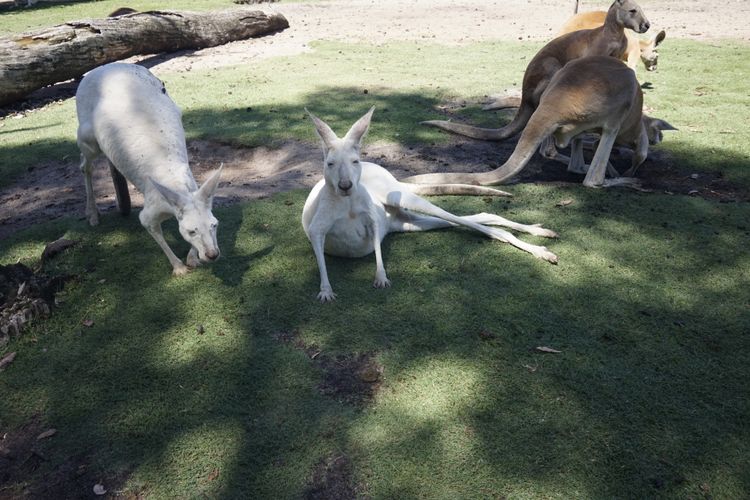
[109,162,131,216]
[407,184,513,197]
[403,110,557,186]
[421,100,535,142]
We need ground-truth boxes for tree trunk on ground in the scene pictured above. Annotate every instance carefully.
[0,8,289,106]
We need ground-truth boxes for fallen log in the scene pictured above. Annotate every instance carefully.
[0,8,289,106]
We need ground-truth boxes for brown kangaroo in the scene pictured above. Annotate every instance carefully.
[404,57,675,189]
[557,10,666,73]
[422,0,650,143]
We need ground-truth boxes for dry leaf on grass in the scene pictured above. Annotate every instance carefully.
[82,319,94,327]
[555,199,574,207]
[0,352,17,370]
[36,428,57,440]
[535,346,562,354]
[93,484,107,495]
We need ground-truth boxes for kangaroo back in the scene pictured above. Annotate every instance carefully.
[76,63,194,195]
[556,10,607,36]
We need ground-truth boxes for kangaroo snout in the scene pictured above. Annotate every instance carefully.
[338,179,353,193]
[204,248,220,261]
[639,21,650,33]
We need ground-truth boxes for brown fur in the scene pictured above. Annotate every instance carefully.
[404,57,674,188]
[558,10,666,72]
[422,0,650,142]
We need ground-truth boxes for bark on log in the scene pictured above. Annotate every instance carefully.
[0,8,289,106]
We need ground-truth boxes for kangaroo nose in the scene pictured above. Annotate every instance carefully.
[205,249,220,261]
[642,21,650,32]
[338,179,353,192]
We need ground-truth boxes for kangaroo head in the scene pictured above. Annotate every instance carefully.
[639,30,666,71]
[614,0,650,34]
[151,166,223,262]
[307,107,375,197]
[642,116,677,145]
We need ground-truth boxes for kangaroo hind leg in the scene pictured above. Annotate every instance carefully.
[386,191,558,263]
[77,132,101,227]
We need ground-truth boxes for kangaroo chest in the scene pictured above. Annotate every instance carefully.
[323,197,386,258]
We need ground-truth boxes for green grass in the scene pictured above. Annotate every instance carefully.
[1,2,750,498]
[1,187,749,498]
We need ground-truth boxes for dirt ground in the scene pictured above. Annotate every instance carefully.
[1,0,749,240]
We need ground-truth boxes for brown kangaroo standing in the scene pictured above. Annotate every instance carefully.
[404,57,675,188]
[422,0,650,143]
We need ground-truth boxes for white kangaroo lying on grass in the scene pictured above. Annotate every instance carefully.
[76,62,223,276]
[301,108,558,302]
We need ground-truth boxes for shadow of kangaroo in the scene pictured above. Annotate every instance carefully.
[404,57,676,188]
[423,0,650,150]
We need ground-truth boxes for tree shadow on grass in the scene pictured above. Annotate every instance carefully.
[0,89,748,497]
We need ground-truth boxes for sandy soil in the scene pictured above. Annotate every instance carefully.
[1,0,748,239]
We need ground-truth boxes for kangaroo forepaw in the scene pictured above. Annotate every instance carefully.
[172,263,190,276]
[373,276,391,289]
[317,288,337,303]
[186,254,201,268]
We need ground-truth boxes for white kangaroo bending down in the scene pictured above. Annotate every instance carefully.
[76,62,223,275]
[404,57,676,188]
[301,108,558,302]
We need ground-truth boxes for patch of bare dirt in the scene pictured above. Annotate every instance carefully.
[135,0,750,75]
[1,131,747,241]
[273,330,383,406]
[303,454,359,500]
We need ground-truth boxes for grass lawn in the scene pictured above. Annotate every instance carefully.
[1,3,749,499]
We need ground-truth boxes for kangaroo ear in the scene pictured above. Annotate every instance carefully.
[654,30,666,46]
[344,106,375,147]
[151,178,189,209]
[306,108,339,152]
[654,118,677,131]
[198,164,223,203]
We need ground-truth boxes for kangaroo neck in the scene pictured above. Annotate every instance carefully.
[603,5,624,35]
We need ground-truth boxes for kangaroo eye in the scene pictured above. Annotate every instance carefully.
[629,9,637,14]
[188,230,197,237]
[352,159,360,164]
[326,161,334,167]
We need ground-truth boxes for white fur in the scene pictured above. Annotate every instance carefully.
[75,62,223,275]
[301,108,558,302]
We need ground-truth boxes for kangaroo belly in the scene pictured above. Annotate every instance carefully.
[324,216,377,258]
